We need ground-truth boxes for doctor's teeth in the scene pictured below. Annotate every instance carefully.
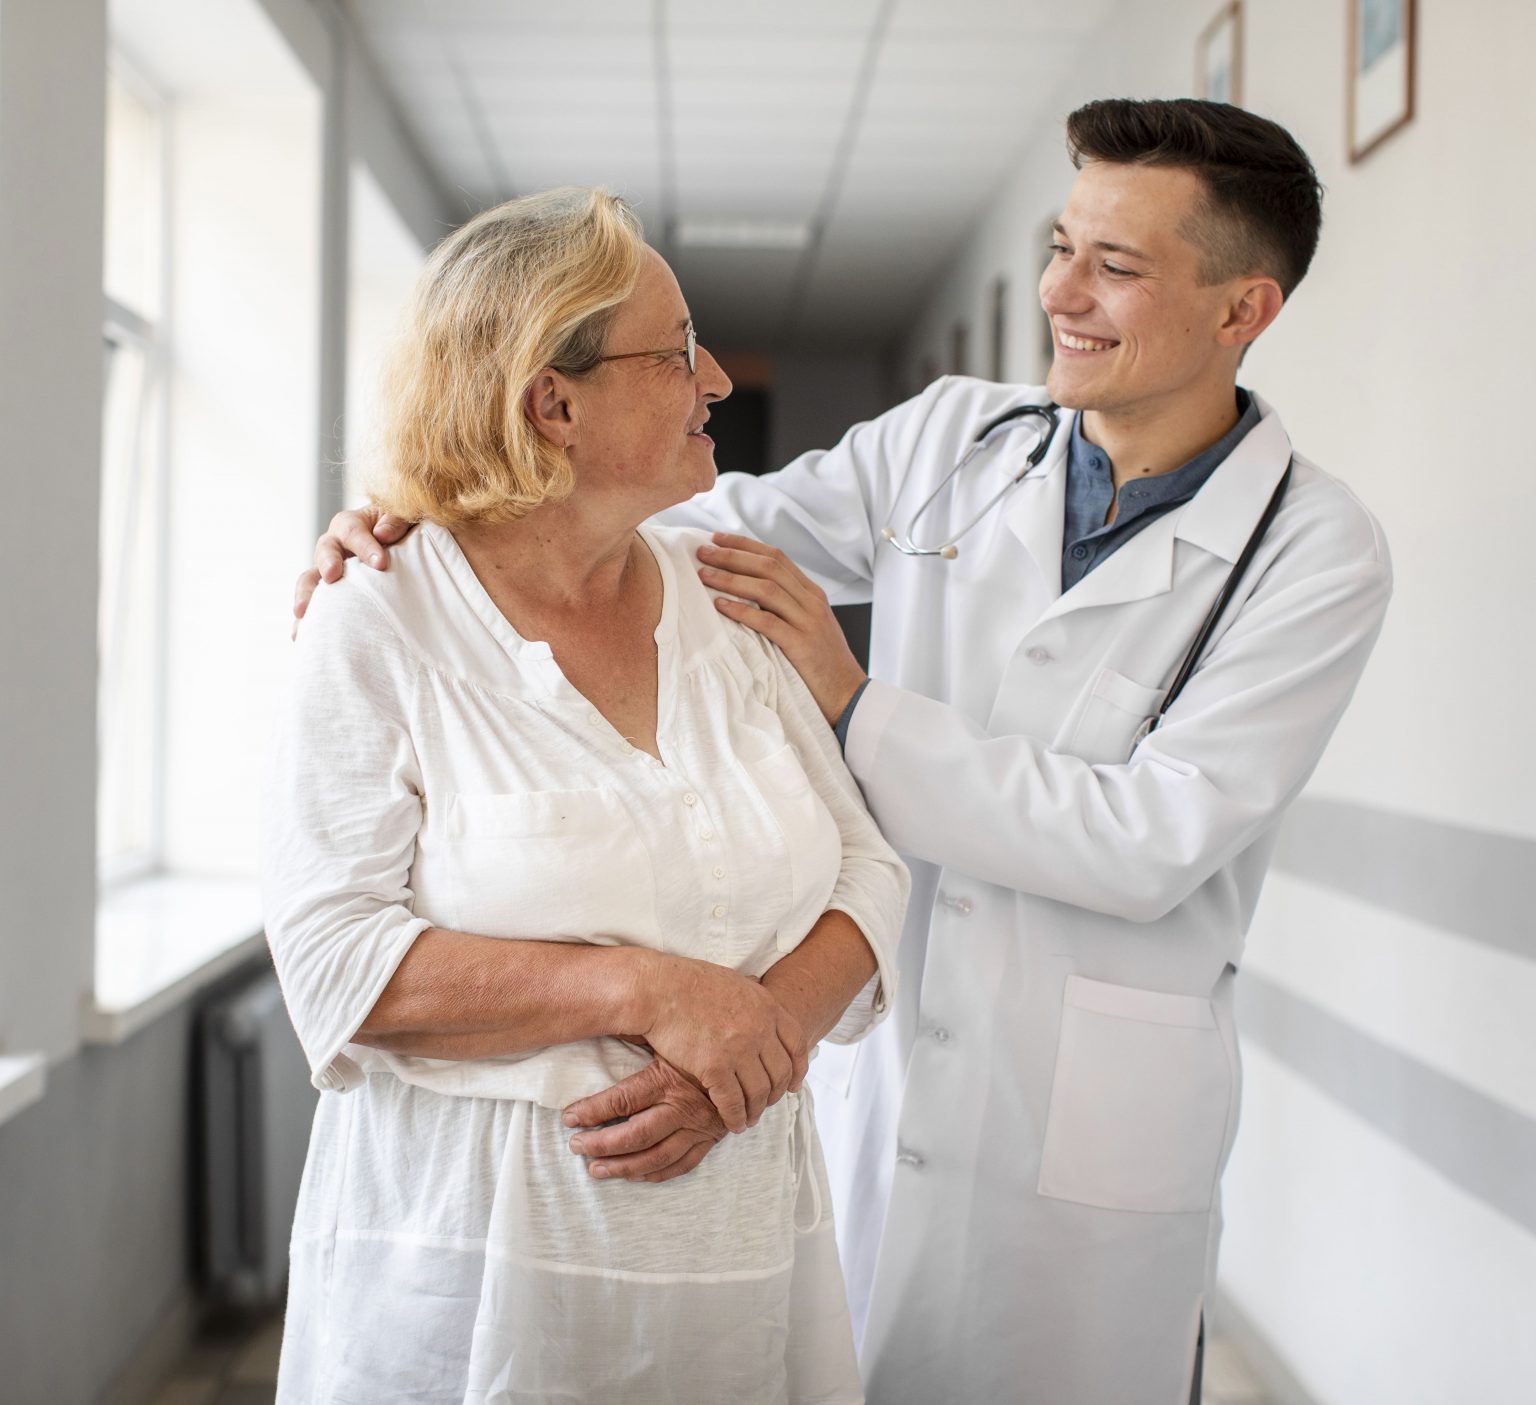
[1060,332,1115,351]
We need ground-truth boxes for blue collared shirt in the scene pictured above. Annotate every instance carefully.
[1060,389,1259,592]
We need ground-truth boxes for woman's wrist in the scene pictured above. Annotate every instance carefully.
[607,946,672,1038]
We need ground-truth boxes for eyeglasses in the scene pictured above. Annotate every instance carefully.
[596,321,696,375]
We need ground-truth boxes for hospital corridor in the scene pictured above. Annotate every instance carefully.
[1,1,1532,1403]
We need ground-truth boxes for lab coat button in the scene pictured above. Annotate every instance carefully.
[930,1026,952,1044]
[896,1145,925,1169]
[938,892,973,916]
[1026,647,1053,665]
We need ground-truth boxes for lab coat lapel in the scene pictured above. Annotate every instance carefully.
[1037,394,1294,625]
[1171,394,1294,563]
[1002,409,1074,604]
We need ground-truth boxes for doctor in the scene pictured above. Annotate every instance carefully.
[297,100,1390,1404]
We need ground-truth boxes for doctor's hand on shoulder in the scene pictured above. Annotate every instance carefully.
[697,533,868,724]
[291,504,414,635]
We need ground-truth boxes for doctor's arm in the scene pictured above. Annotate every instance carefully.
[847,556,1393,919]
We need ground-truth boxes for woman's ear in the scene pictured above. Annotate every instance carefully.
[523,369,579,449]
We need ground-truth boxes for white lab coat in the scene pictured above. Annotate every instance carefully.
[666,376,1391,1405]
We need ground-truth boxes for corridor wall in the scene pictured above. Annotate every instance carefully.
[898,1,1536,1400]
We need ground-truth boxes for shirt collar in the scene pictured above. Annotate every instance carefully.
[1069,387,1259,514]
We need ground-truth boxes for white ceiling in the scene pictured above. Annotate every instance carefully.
[340,0,1117,350]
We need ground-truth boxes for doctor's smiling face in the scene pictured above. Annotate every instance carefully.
[1040,159,1281,425]
[1038,99,1321,443]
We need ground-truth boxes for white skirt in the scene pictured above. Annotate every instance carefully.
[277,1074,863,1405]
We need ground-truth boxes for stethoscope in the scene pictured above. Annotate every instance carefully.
[881,402,1061,560]
[880,399,1294,739]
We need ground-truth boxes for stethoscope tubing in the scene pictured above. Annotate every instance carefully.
[881,402,1061,560]
[880,399,1295,744]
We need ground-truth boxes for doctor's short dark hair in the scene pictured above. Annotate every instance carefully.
[1066,98,1323,299]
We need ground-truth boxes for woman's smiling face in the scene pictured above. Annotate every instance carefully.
[567,248,732,515]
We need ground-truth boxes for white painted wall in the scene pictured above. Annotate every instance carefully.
[0,0,107,1062]
[898,1,1536,1399]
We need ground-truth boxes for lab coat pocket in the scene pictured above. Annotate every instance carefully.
[743,743,841,950]
[1037,975,1234,1214]
[442,789,661,949]
[1064,667,1163,763]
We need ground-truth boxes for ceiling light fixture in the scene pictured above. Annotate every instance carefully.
[672,218,814,251]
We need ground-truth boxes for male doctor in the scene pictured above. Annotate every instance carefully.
[297,100,1390,1404]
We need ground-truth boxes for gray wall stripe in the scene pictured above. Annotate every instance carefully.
[1272,797,1536,961]
[1236,972,1536,1237]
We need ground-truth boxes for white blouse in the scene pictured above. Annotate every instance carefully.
[262,521,907,1109]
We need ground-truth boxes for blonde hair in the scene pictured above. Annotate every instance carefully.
[373,187,645,525]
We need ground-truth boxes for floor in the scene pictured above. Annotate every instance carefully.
[151,1314,1278,1405]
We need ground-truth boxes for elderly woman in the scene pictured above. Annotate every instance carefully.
[262,186,907,1405]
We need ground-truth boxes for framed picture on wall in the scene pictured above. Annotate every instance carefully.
[1348,0,1415,162]
[1197,1,1243,106]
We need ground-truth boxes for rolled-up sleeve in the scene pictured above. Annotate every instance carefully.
[749,635,909,1043]
[262,579,430,1091]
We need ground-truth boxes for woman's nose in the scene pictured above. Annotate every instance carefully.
[696,344,732,402]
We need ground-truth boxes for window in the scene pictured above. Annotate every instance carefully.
[99,61,169,886]
[345,161,426,506]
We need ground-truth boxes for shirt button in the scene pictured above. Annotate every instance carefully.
[938,892,973,916]
[711,903,727,919]
[1071,544,1089,560]
[682,792,698,806]
[700,828,714,841]
[1026,647,1053,665]
[587,710,602,726]
[895,1145,925,1169]
[712,866,725,879]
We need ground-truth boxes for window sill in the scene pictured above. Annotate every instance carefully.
[0,1053,47,1129]
[85,874,267,1045]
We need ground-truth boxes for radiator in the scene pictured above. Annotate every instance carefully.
[197,961,317,1310]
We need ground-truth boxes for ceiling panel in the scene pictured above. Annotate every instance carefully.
[341,0,1124,349]
[887,0,1113,39]
[667,0,885,35]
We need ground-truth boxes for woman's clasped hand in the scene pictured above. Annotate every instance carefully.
[621,948,809,1136]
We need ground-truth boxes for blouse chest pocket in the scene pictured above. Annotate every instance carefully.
[441,789,662,949]
[742,743,842,952]
[1063,667,1164,764]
